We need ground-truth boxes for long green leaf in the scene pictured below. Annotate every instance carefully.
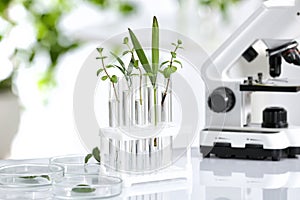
[152,16,159,86]
[111,52,126,71]
[114,65,126,75]
[128,28,153,85]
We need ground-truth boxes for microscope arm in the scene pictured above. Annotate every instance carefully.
[202,0,300,82]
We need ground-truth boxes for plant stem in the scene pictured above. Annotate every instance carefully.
[128,48,143,105]
[154,87,157,126]
[161,45,178,106]
[161,78,170,106]
[100,54,119,102]
[138,67,143,105]
[125,77,131,91]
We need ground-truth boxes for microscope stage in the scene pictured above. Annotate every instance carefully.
[240,84,300,92]
[240,79,300,92]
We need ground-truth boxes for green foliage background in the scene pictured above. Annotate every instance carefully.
[0,0,136,91]
[0,0,239,92]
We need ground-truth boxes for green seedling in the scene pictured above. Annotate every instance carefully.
[128,16,160,125]
[122,36,143,105]
[20,175,50,181]
[72,184,96,193]
[85,147,101,164]
[96,48,119,102]
[160,40,183,106]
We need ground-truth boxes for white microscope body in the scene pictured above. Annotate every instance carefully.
[200,0,300,161]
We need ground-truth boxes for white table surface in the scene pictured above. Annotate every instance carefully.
[1,148,300,200]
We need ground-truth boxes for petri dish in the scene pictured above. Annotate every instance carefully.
[53,174,122,199]
[0,164,64,189]
[50,155,102,175]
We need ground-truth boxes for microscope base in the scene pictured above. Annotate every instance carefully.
[200,128,300,161]
[200,144,300,161]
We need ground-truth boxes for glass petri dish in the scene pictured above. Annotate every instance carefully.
[50,155,102,175]
[0,164,64,189]
[53,174,122,199]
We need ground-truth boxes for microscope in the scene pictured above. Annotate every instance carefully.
[200,0,300,161]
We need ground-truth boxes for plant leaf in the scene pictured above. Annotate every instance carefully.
[127,56,135,74]
[123,37,129,44]
[92,147,101,163]
[128,28,152,83]
[122,50,131,56]
[20,176,38,179]
[177,39,182,45]
[96,68,104,76]
[106,65,114,68]
[72,184,96,193]
[101,76,108,81]
[96,56,107,60]
[111,52,126,71]
[152,16,159,85]
[96,48,103,53]
[162,66,177,78]
[110,75,118,83]
[134,60,139,68]
[160,61,169,68]
[40,175,50,181]
[144,72,154,77]
[163,68,171,78]
[171,52,176,58]
[171,43,177,46]
[84,153,93,164]
[171,66,177,73]
[114,65,126,75]
[173,60,183,68]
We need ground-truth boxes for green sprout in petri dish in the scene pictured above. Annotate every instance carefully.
[19,175,50,181]
[72,184,96,193]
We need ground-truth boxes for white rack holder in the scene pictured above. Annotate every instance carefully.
[99,125,192,187]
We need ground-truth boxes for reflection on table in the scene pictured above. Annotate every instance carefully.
[199,157,300,200]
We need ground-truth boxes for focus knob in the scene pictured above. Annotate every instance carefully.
[208,87,235,113]
[262,107,288,128]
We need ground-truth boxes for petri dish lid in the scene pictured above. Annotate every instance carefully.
[0,164,64,189]
[53,174,122,199]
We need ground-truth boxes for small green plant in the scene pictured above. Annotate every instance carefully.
[96,48,119,102]
[72,184,96,193]
[128,16,160,125]
[95,16,183,126]
[127,16,183,125]
[160,40,183,106]
[111,51,133,90]
[19,175,50,181]
[122,36,143,105]
[85,147,101,164]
